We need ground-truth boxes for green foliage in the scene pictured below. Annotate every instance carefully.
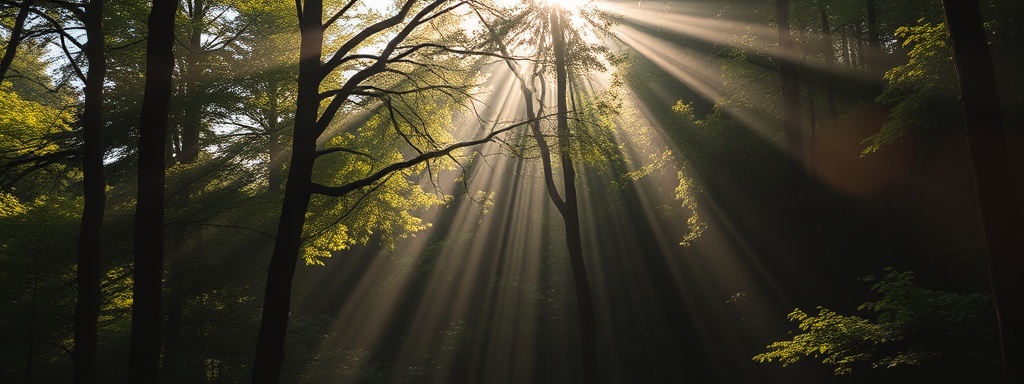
[0,82,77,194]
[673,168,706,246]
[865,21,958,154]
[0,191,27,217]
[0,194,80,380]
[753,268,995,375]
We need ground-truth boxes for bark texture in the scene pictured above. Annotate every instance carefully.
[251,0,322,380]
[73,0,106,382]
[127,0,177,380]
[550,8,598,384]
[942,1,1024,382]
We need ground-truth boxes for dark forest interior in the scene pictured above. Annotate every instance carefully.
[1,0,1022,382]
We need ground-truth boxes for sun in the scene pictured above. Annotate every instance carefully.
[544,0,587,11]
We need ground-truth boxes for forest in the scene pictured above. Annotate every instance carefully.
[1,0,1022,382]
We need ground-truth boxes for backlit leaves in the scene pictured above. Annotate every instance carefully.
[754,268,994,375]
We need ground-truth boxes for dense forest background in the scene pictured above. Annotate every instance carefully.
[1,0,1021,382]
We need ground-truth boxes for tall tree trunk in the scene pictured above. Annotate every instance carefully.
[73,0,106,382]
[252,0,322,381]
[163,1,205,372]
[0,0,33,80]
[549,8,598,384]
[127,0,177,379]
[179,0,205,164]
[942,1,1024,382]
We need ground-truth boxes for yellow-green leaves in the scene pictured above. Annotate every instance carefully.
[865,22,957,155]
[754,269,994,375]
[0,192,26,218]
[0,82,74,159]
[674,169,706,246]
[753,306,881,375]
[301,174,441,266]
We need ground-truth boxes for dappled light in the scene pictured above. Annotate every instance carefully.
[1,0,1020,383]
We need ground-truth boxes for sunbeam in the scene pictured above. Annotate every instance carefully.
[3,0,1012,382]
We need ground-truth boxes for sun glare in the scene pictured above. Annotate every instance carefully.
[545,0,586,11]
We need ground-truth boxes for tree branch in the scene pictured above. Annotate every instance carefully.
[309,115,550,197]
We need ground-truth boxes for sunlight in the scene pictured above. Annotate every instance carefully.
[6,0,1001,381]
[545,0,587,11]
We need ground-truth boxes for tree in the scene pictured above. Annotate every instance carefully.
[941,1,1024,381]
[1,0,108,379]
[127,0,177,380]
[544,6,598,383]
[475,1,617,380]
[221,0,299,192]
[252,1,527,381]
[168,0,247,166]
[73,0,106,381]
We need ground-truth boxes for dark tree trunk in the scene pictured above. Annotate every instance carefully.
[0,0,33,80]
[942,1,1024,382]
[73,0,106,382]
[127,0,177,379]
[163,1,205,370]
[179,0,206,164]
[251,0,322,381]
[550,8,598,384]
[865,0,879,49]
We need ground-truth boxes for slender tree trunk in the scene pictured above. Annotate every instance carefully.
[0,0,33,80]
[128,0,177,379]
[179,0,205,164]
[549,8,598,384]
[252,0,322,381]
[864,1,879,61]
[941,1,1024,382]
[73,0,106,382]
[163,2,205,371]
